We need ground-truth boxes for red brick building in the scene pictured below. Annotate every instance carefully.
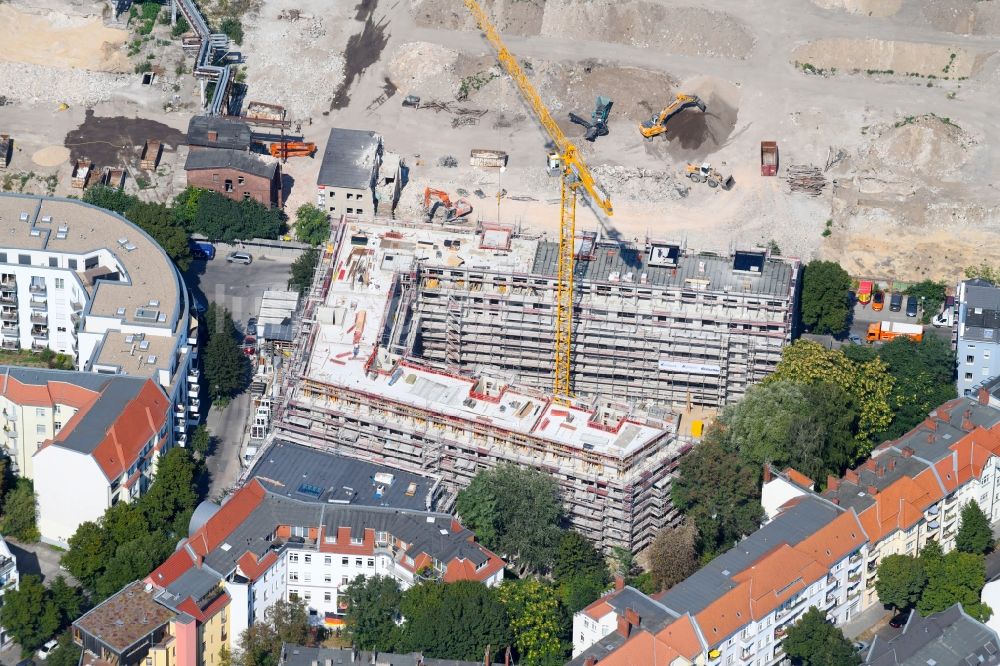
[184,148,282,208]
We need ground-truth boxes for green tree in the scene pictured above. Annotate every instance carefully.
[800,260,852,335]
[782,607,860,666]
[671,430,764,557]
[234,623,279,666]
[139,447,200,535]
[294,204,330,246]
[1,477,39,541]
[905,280,947,324]
[456,464,564,573]
[875,554,926,611]
[288,248,319,295]
[957,502,994,555]
[497,580,568,666]
[83,184,140,214]
[400,581,512,662]
[125,201,193,271]
[203,305,249,404]
[232,598,310,666]
[648,522,699,592]
[172,187,207,228]
[46,632,82,666]
[48,576,84,628]
[191,424,213,458]
[62,520,110,590]
[219,17,244,45]
[552,531,609,613]
[189,190,285,241]
[0,575,60,652]
[918,550,990,620]
[342,575,403,651]
[875,336,956,439]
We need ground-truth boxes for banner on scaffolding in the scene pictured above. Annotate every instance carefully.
[658,360,721,375]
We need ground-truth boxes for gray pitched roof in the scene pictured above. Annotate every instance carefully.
[280,644,502,666]
[248,440,439,511]
[187,116,252,150]
[0,366,149,458]
[184,148,277,180]
[865,604,1000,666]
[317,128,380,189]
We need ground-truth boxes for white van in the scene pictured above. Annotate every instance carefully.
[932,307,955,328]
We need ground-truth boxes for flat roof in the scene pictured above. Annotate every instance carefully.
[247,439,438,511]
[317,128,380,189]
[75,581,175,654]
[0,194,185,330]
[91,331,180,380]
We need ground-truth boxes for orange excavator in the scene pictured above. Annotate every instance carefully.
[424,187,473,222]
[268,141,317,158]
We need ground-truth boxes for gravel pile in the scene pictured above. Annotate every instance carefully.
[591,165,689,203]
[0,61,128,107]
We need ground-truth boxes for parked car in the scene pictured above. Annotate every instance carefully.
[191,241,216,260]
[933,307,955,328]
[889,610,911,628]
[246,317,258,336]
[889,292,903,312]
[848,334,863,345]
[905,295,919,317]
[226,252,253,265]
[872,291,885,312]
[36,639,58,661]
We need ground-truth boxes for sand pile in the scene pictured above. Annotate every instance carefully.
[850,115,974,189]
[811,0,901,17]
[920,0,1000,35]
[791,39,977,78]
[31,146,71,167]
[539,1,755,58]
[0,5,129,72]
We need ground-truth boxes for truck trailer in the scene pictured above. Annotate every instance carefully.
[866,321,924,343]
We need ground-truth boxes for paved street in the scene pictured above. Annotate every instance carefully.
[184,249,295,500]
[848,299,953,345]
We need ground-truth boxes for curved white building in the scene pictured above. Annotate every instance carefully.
[0,193,199,470]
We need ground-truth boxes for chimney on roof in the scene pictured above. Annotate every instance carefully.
[864,459,877,471]
[614,574,624,591]
[868,485,879,496]
[901,446,915,458]
[845,469,860,484]
[888,459,896,471]
[207,130,218,142]
[927,433,936,443]
[827,475,839,491]
[876,465,885,479]
[979,388,991,406]
[584,658,597,666]
[617,607,641,638]
[963,411,975,430]
[832,498,840,505]
[763,465,772,483]
[925,417,938,431]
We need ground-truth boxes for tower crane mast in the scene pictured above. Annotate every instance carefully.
[462,0,613,401]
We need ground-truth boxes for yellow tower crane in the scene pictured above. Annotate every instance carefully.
[463,0,614,401]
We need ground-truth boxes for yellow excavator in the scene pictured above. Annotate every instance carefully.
[639,93,706,139]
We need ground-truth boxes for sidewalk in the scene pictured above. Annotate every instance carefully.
[841,602,891,640]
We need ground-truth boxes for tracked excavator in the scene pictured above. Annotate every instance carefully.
[568,96,613,142]
[424,187,473,222]
[639,93,706,139]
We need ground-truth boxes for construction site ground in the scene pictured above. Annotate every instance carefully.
[0,0,999,283]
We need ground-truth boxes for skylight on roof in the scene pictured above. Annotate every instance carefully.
[220,543,231,552]
[297,483,323,498]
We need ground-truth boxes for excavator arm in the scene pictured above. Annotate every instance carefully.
[639,93,706,138]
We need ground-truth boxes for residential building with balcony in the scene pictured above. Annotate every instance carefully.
[0,537,20,646]
[75,476,504,666]
[567,388,1000,666]
[0,367,170,545]
[957,280,1000,396]
[0,194,199,446]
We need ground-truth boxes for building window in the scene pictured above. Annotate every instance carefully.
[355,558,362,567]
[350,536,363,545]
[35,407,45,417]
[986,351,992,360]
[324,592,332,602]
[341,576,348,585]
[68,259,77,270]
[967,373,974,380]
[367,559,374,568]
[293,526,307,537]
[303,591,311,601]
[324,536,336,544]
[18,255,29,265]
[324,574,332,583]
[238,176,246,185]
[224,179,233,192]
[967,355,975,364]
[304,554,311,564]
[289,553,299,563]
[289,572,299,581]
[212,173,219,182]
[55,278,64,289]
[346,208,354,214]
[289,590,299,600]
[342,557,349,566]
[376,531,388,544]
[0,253,5,262]
[243,192,251,201]
[49,257,58,267]
[324,556,332,565]
[54,421,62,430]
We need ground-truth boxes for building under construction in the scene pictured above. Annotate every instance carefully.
[272,218,799,552]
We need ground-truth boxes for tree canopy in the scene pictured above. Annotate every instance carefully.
[876,554,926,611]
[342,575,403,651]
[233,599,311,666]
[497,579,569,666]
[671,430,764,558]
[782,607,860,666]
[552,531,609,613]
[648,522,699,593]
[905,280,947,324]
[957,502,994,555]
[288,249,319,295]
[399,581,512,661]
[800,260,852,335]
[182,188,285,242]
[918,550,990,620]
[294,204,330,246]
[874,336,956,439]
[456,464,564,573]
[1,477,39,541]
[202,303,250,405]
[0,574,83,653]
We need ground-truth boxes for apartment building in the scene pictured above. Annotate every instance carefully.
[862,604,1000,666]
[280,644,505,666]
[316,129,383,217]
[568,387,1000,666]
[0,367,171,545]
[957,280,1000,396]
[0,194,199,444]
[0,537,19,646]
[74,475,503,666]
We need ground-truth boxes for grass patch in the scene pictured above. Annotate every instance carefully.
[457,70,499,100]
[0,348,75,370]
